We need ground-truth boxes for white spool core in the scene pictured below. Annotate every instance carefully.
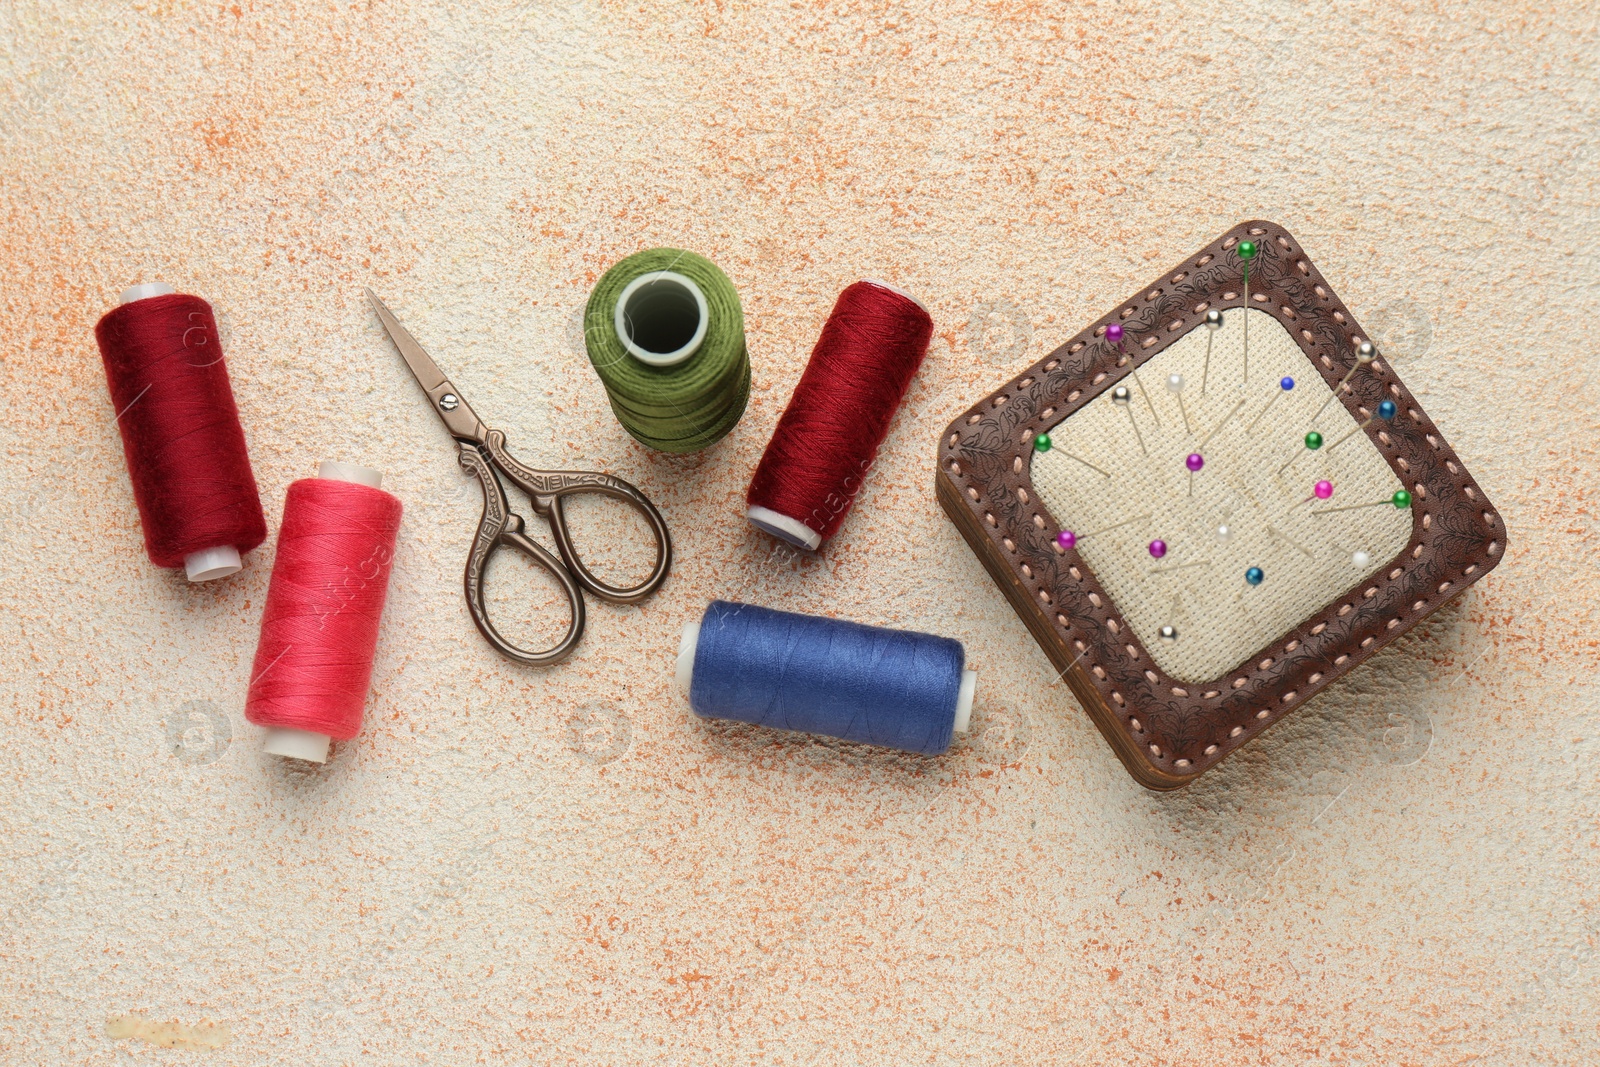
[953,669,976,733]
[613,270,708,367]
[675,620,701,695]
[119,282,176,305]
[259,459,386,764]
[859,277,929,314]
[184,546,242,582]
[746,506,822,552]
[262,728,332,764]
[317,459,383,489]
[674,620,973,734]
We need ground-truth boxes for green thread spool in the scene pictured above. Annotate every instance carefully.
[584,249,750,453]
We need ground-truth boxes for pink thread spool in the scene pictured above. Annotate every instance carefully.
[245,461,402,763]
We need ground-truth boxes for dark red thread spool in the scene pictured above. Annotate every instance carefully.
[245,462,402,764]
[747,280,933,550]
[94,284,267,580]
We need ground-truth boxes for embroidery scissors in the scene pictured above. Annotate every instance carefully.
[366,289,671,666]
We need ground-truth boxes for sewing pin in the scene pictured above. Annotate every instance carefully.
[1311,490,1412,516]
[1244,376,1295,435]
[1297,480,1334,507]
[1150,559,1210,575]
[1326,399,1398,452]
[1108,323,1160,428]
[1111,384,1148,456]
[1197,396,1248,453]
[1277,430,1324,477]
[1267,524,1314,559]
[1201,309,1223,395]
[1238,239,1258,383]
[1061,450,1113,478]
[1055,511,1153,550]
[1167,372,1192,434]
[1313,340,1377,423]
[1185,452,1204,497]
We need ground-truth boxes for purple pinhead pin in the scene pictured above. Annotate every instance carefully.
[1148,539,1167,559]
[1314,479,1334,499]
[1056,529,1077,550]
[1106,322,1124,344]
[1186,453,1204,472]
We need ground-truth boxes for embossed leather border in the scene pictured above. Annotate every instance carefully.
[936,221,1506,789]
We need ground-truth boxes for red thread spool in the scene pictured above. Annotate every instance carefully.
[747,280,933,550]
[245,462,402,763]
[94,284,267,580]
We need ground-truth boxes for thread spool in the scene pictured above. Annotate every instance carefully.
[746,280,932,550]
[584,249,751,453]
[245,461,402,763]
[94,284,267,580]
[676,600,976,756]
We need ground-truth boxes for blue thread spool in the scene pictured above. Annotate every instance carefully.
[676,600,976,755]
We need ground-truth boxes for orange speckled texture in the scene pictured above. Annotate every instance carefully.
[2,2,1597,1063]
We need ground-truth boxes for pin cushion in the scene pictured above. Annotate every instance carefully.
[936,221,1505,789]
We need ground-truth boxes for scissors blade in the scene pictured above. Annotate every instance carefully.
[365,288,486,443]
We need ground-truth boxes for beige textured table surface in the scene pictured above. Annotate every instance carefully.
[2,3,1597,1064]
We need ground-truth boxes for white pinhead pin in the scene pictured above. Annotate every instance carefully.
[1166,373,1192,433]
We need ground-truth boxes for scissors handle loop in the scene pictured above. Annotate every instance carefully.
[483,431,673,604]
[459,444,586,666]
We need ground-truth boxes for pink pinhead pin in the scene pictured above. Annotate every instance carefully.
[1300,479,1335,506]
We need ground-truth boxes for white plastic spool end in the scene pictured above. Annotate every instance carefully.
[119,282,176,305]
[317,459,383,488]
[613,270,709,367]
[675,621,701,697]
[184,545,242,582]
[262,727,332,764]
[859,277,929,314]
[953,669,977,734]
[746,506,822,551]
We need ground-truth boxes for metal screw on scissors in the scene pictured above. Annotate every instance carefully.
[366,289,672,666]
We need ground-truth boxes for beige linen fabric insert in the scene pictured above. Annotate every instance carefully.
[1031,310,1411,684]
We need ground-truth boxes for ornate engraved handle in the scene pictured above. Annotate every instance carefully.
[483,430,673,604]
[458,442,586,666]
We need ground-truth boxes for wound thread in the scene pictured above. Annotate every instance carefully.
[678,600,975,756]
[746,280,933,550]
[245,468,402,760]
[94,288,267,578]
[584,248,751,453]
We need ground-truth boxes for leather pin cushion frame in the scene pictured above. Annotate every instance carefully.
[936,220,1505,789]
